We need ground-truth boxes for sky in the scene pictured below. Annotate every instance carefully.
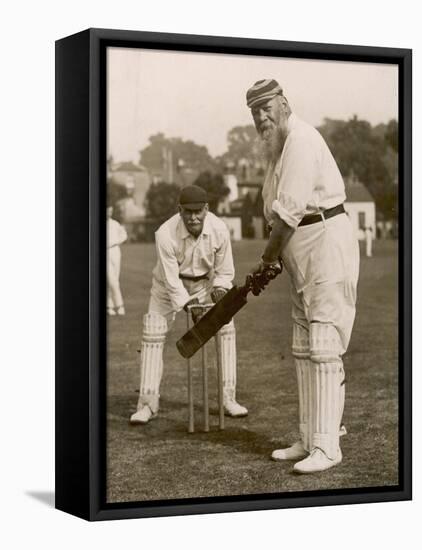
[107,47,398,163]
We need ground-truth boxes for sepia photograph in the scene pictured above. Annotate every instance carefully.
[105,45,400,504]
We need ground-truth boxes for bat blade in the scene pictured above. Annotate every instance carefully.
[176,286,248,358]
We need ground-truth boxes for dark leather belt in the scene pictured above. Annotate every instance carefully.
[179,273,209,282]
[298,204,345,227]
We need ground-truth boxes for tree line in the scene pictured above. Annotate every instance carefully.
[109,116,398,222]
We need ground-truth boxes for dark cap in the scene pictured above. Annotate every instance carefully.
[246,79,283,109]
[179,185,208,207]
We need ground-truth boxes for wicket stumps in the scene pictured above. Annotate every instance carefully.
[186,304,225,433]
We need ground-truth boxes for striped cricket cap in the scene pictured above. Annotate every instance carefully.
[246,79,283,109]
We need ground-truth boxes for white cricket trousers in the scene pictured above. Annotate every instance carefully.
[107,245,124,309]
[284,213,360,459]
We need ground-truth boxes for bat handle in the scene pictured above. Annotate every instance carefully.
[263,257,283,281]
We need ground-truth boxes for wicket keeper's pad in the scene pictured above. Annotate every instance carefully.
[136,312,167,413]
[177,286,248,358]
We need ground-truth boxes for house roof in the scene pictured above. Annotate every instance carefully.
[113,162,145,173]
[345,178,374,203]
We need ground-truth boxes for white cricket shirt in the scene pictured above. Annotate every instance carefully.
[262,113,346,229]
[152,212,234,311]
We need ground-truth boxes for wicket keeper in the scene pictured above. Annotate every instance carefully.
[130,185,248,424]
[246,79,360,473]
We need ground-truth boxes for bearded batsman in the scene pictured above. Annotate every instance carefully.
[246,79,360,473]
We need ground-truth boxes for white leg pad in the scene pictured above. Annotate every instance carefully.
[295,359,313,452]
[292,323,312,451]
[309,322,344,459]
[292,322,310,359]
[309,322,343,363]
[218,321,237,400]
[137,312,167,413]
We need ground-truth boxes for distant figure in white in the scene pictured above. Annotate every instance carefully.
[107,205,127,315]
[364,226,373,257]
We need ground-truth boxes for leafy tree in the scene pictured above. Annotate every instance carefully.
[106,178,128,223]
[226,125,258,159]
[385,119,398,152]
[140,133,217,179]
[318,116,398,220]
[217,125,263,172]
[107,177,127,206]
[145,181,180,220]
[193,171,229,213]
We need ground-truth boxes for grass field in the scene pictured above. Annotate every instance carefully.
[107,239,399,503]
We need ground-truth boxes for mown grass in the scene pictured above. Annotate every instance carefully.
[106,239,399,503]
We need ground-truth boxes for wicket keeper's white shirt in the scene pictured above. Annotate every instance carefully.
[152,212,234,312]
[262,113,346,229]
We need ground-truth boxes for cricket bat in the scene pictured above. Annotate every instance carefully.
[176,263,282,359]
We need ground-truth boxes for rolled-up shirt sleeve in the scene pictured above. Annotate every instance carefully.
[212,230,234,289]
[155,233,190,311]
[272,134,318,229]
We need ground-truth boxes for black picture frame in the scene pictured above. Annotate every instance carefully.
[55,28,412,521]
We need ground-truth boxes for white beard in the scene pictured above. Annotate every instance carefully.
[257,125,286,164]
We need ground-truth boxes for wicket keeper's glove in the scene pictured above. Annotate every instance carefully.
[183,298,205,324]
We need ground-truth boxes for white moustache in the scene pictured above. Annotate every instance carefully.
[260,127,274,140]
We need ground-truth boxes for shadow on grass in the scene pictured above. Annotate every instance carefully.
[108,394,287,458]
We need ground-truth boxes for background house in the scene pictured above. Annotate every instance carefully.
[218,169,377,242]
[344,176,376,240]
[110,161,151,217]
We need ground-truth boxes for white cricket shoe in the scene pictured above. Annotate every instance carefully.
[271,441,308,461]
[293,447,342,474]
[224,399,248,417]
[116,306,126,315]
[271,426,346,462]
[130,405,157,424]
[107,307,116,316]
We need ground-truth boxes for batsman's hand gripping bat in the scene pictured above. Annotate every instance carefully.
[176,261,283,359]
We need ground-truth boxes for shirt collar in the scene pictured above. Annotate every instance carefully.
[177,212,211,239]
[202,214,211,236]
